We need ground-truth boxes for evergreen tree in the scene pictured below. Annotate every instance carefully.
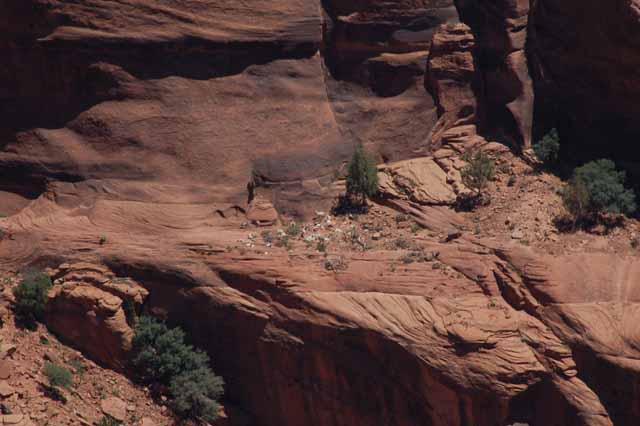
[533,128,561,166]
[461,151,495,197]
[346,143,379,206]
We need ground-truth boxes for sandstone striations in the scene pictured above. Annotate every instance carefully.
[1,1,640,426]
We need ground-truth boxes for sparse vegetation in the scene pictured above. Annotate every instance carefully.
[346,143,379,206]
[400,249,437,264]
[97,415,122,426]
[561,176,590,229]
[12,270,52,328]
[261,230,274,245]
[68,358,87,376]
[533,128,561,166]
[392,238,412,250]
[275,234,292,250]
[461,150,495,201]
[395,213,409,224]
[410,222,421,234]
[131,316,224,422]
[347,228,369,251]
[285,222,302,237]
[122,298,138,327]
[324,256,348,272]
[44,362,73,390]
[561,159,636,228]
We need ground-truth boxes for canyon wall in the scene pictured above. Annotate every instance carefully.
[3,1,640,426]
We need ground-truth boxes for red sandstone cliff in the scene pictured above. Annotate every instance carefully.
[2,1,640,426]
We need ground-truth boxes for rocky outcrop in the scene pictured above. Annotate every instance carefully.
[378,157,458,205]
[4,176,634,426]
[44,263,142,369]
[454,0,534,149]
[4,1,640,426]
[426,23,478,146]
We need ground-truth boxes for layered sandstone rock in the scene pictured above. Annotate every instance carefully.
[3,1,640,426]
[455,0,534,149]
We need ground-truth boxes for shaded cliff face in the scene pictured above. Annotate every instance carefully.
[528,0,640,166]
[456,0,640,166]
[0,0,465,213]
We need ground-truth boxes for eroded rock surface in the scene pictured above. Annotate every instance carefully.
[2,1,640,426]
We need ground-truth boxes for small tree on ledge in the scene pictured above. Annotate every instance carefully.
[346,143,379,206]
[461,150,495,201]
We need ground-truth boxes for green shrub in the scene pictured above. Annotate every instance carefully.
[131,316,224,422]
[132,317,209,386]
[346,143,379,206]
[169,368,224,422]
[275,235,292,250]
[261,231,274,245]
[122,298,138,327]
[43,362,73,390]
[563,159,636,223]
[12,271,52,326]
[97,415,122,426]
[533,128,561,165]
[561,176,590,227]
[461,151,495,198]
[285,222,302,237]
[394,213,409,224]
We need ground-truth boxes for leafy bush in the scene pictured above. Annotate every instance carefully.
[461,151,495,199]
[533,128,561,165]
[169,368,224,422]
[43,362,73,390]
[132,317,209,386]
[561,176,590,227]
[562,159,636,225]
[13,271,52,326]
[131,316,224,422]
[346,143,379,206]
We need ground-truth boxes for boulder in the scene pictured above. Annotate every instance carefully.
[101,397,127,423]
[246,198,279,227]
[378,157,458,205]
[44,284,133,370]
[0,362,12,380]
[0,382,13,398]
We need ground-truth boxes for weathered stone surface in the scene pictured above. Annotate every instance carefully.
[378,157,457,205]
[246,198,279,227]
[456,0,534,148]
[0,381,13,398]
[426,23,478,145]
[3,2,640,426]
[101,397,127,422]
[0,361,12,381]
[44,283,133,370]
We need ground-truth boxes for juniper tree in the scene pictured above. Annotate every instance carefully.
[346,143,379,206]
